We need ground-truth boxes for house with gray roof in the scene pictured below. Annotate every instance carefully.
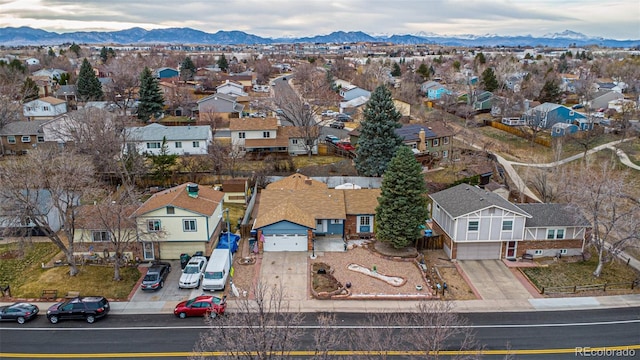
[429,184,590,260]
[0,120,48,155]
[521,102,589,130]
[196,93,244,120]
[123,123,212,156]
[585,90,624,111]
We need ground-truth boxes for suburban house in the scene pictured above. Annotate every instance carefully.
[0,189,65,236]
[216,80,248,97]
[229,117,280,154]
[393,98,411,117]
[253,174,380,252]
[73,204,140,262]
[585,90,624,110]
[0,120,48,155]
[132,183,225,260]
[221,178,250,204]
[123,123,212,156]
[429,184,590,260]
[339,84,371,102]
[155,67,179,79]
[197,93,244,121]
[521,102,588,129]
[339,95,369,120]
[23,97,68,120]
[472,91,494,111]
[421,81,452,100]
[54,85,78,109]
[395,123,454,162]
[32,68,68,84]
[551,123,579,137]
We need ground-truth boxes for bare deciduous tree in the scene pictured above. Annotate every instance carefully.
[566,162,640,277]
[0,149,96,276]
[274,89,321,157]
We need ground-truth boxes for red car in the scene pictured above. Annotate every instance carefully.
[336,141,355,151]
[174,295,226,319]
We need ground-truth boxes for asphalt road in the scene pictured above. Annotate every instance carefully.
[1,308,638,359]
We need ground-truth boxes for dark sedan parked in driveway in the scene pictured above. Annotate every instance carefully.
[0,302,39,324]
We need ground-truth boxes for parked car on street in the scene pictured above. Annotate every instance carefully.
[46,296,110,324]
[174,295,227,319]
[324,135,340,144]
[336,113,351,122]
[179,256,207,289]
[321,110,338,117]
[329,121,345,129]
[336,141,355,151]
[141,262,171,291]
[0,302,39,324]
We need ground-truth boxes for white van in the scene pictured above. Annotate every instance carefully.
[202,248,231,291]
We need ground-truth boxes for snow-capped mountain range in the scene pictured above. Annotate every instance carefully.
[0,27,637,48]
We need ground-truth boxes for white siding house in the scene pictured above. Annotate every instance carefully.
[124,123,212,155]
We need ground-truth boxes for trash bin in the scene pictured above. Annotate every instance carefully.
[180,253,191,270]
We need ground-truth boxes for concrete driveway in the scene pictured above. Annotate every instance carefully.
[458,260,531,300]
[259,252,309,302]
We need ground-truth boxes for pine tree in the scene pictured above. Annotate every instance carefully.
[391,62,401,77]
[481,67,499,92]
[217,54,229,72]
[22,77,39,102]
[180,56,196,81]
[69,43,81,57]
[76,58,103,102]
[538,79,561,104]
[416,63,430,79]
[355,85,403,177]
[148,137,177,185]
[375,145,429,249]
[137,67,165,122]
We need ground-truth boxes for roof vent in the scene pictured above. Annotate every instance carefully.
[187,183,199,198]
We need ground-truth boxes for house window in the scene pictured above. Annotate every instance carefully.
[534,250,543,255]
[291,139,298,145]
[468,220,479,231]
[183,219,197,232]
[547,229,565,239]
[147,220,161,232]
[166,206,175,214]
[7,136,16,144]
[569,111,575,116]
[442,150,448,158]
[332,219,342,224]
[411,143,417,149]
[502,220,513,231]
[433,138,439,147]
[559,249,567,255]
[147,142,161,149]
[21,136,31,143]
[43,106,50,111]
[263,131,271,138]
[238,132,246,139]
[175,142,182,148]
[92,231,110,242]
[360,217,370,226]
[192,141,200,147]
[443,137,449,144]
[37,136,44,143]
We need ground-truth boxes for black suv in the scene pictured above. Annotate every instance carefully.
[47,296,110,324]
[141,262,171,291]
[329,121,345,129]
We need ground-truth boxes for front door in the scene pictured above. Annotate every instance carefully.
[506,241,517,258]
[143,242,154,261]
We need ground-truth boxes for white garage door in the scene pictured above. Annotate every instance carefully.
[263,234,308,252]
[456,242,502,260]
[160,242,205,260]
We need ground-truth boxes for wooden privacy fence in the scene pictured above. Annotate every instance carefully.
[487,121,551,147]
[541,281,638,295]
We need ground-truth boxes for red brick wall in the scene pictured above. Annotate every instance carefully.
[345,215,358,239]
[518,239,584,257]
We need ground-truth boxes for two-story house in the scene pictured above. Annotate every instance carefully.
[421,81,452,100]
[197,93,244,121]
[132,183,225,260]
[0,120,48,155]
[521,103,589,130]
[429,184,590,260]
[216,80,248,97]
[229,117,281,153]
[123,123,212,156]
[339,84,371,102]
[23,97,68,120]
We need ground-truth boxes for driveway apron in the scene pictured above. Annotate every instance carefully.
[259,252,308,302]
[458,260,531,300]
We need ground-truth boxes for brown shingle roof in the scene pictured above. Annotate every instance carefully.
[229,117,277,131]
[266,173,328,190]
[40,96,66,105]
[76,204,138,229]
[343,189,381,214]
[222,178,248,193]
[255,189,346,229]
[253,200,316,229]
[132,183,223,217]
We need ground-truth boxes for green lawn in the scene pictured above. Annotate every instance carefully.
[0,241,140,300]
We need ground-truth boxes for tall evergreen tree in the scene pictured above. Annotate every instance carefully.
[538,79,561,104]
[355,85,403,177]
[21,77,39,102]
[137,67,164,122]
[69,43,81,57]
[217,54,229,72]
[76,58,103,102]
[481,67,499,92]
[376,146,429,249]
[416,63,430,79]
[391,62,401,77]
[180,56,196,81]
[148,137,177,185]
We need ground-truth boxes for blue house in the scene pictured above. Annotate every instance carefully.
[551,123,579,137]
[521,103,587,129]
[155,67,179,79]
[421,81,452,100]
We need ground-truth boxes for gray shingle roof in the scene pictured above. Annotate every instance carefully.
[518,203,590,227]
[124,123,211,141]
[429,184,530,218]
[0,120,47,135]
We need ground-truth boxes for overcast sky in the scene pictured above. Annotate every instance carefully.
[0,0,638,39]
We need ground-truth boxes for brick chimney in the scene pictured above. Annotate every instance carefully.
[418,128,427,152]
